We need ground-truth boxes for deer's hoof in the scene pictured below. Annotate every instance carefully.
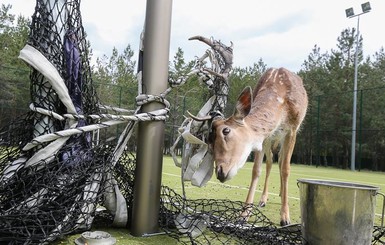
[280,219,291,226]
[258,201,266,207]
[240,211,250,221]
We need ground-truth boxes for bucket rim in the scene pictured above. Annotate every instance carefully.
[297,178,380,191]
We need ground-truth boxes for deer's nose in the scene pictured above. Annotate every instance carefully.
[216,165,226,183]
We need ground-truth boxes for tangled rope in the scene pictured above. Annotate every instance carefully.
[0,0,168,243]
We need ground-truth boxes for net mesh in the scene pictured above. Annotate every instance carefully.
[0,1,383,244]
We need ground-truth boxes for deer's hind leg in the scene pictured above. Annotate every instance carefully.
[278,129,297,226]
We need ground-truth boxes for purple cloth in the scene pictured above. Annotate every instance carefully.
[64,29,83,114]
[62,29,91,165]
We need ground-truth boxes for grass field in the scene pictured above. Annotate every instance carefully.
[55,156,385,244]
[162,156,385,226]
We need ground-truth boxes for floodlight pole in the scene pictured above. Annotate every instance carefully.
[131,0,173,236]
[351,15,360,171]
[346,2,370,171]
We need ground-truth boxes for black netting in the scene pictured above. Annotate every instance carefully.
[0,139,136,244]
[159,186,302,244]
[373,225,385,244]
[0,0,383,244]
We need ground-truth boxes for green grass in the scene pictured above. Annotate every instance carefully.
[162,156,385,226]
[55,156,385,244]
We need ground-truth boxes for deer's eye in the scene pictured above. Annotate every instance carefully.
[222,127,230,136]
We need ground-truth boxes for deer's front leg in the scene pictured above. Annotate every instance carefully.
[259,147,273,207]
[279,130,297,226]
[241,150,264,220]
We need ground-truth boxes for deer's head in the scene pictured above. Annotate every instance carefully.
[209,86,263,183]
[189,87,263,183]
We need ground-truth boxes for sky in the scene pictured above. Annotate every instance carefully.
[6,0,385,72]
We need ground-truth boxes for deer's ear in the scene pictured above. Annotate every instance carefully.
[233,86,252,121]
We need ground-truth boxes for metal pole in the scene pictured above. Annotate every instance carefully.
[358,89,363,171]
[131,0,173,236]
[316,95,320,167]
[350,15,360,171]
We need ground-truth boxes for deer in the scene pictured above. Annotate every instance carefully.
[193,67,308,226]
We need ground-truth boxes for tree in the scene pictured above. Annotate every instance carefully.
[0,4,29,69]
[165,47,195,154]
[226,59,267,116]
[0,4,30,129]
[298,26,385,171]
[92,44,137,108]
[355,48,385,170]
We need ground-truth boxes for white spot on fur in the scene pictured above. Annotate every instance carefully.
[266,69,275,82]
[252,139,263,151]
[277,97,284,104]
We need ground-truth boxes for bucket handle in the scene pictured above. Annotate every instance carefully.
[378,192,385,229]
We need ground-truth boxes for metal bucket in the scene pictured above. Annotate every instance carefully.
[298,179,380,245]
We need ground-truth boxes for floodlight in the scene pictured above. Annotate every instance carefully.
[345,8,354,18]
[344,2,372,171]
[361,2,371,13]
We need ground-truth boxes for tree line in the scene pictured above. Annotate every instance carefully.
[1,4,384,171]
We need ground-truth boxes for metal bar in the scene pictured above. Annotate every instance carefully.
[131,0,173,236]
[379,192,385,229]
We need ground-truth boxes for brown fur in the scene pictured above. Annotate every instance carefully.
[211,67,308,225]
